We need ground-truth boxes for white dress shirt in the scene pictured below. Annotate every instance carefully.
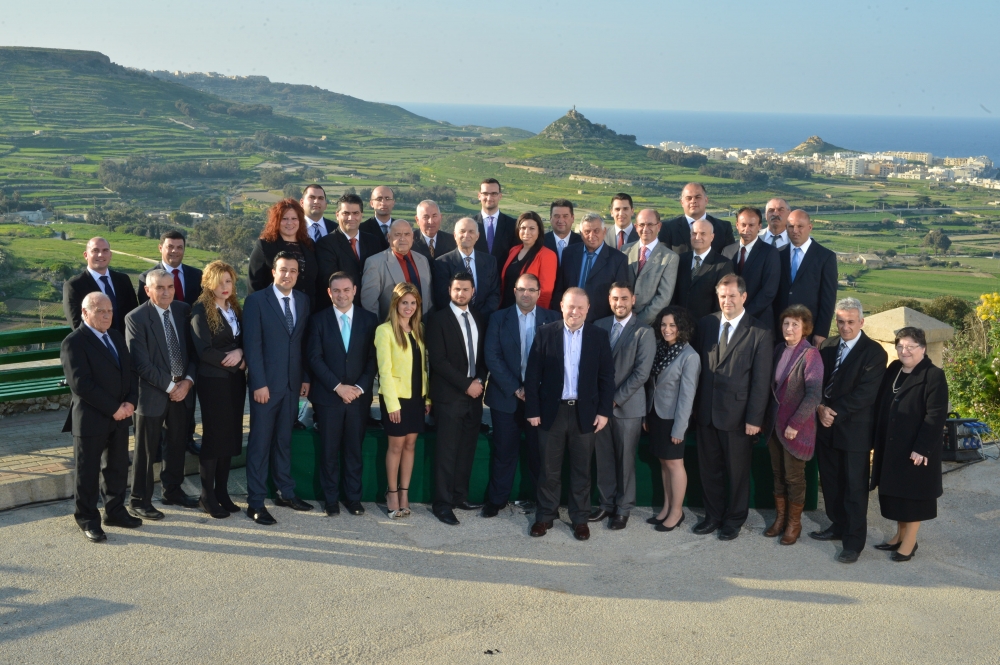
[457,248,478,290]
[306,217,328,240]
[88,267,115,295]
[638,237,659,256]
[561,324,584,400]
[162,262,186,295]
[614,224,635,247]
[837,333,862,363]
[719,308,746,344]
[685,214,707,228]
[692,247,711,270]
[272,284,297,327]
[450,301,479,377]
[739,236,759,254]
[151,302,193,391]
[218,304,240,336]
[761,228,789,248]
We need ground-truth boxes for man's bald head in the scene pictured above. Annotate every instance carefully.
[453,217,480,251]
[786,209,813,248]
[81,292,114,333]
[690,218,714,253]
[84,237,112,272]
[388,219,414,254]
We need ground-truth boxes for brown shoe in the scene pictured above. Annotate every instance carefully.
[530,521,553,537]
[781,502,804,545]
[573,524,590,541]
[764,494,787,537]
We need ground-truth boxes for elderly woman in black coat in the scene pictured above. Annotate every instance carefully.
[870,326,949,562]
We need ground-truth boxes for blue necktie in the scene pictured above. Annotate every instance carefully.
[791,247,803,282]
[102,333,120,368]
[521,314,534,380]
[283,297,294,335]
[341,313,351,352]
[486,216,495,253]
[579,251,595,287]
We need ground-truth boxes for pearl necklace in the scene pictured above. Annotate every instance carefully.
[891,367,906,394]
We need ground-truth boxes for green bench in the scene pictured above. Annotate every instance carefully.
[0,326,72,403]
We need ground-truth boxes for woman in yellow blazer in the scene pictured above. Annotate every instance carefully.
[375,282,430,518]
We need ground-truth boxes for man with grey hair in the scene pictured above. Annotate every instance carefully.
[810,297,887,563]
[361,219,433,320]
[761,198,791,248]
[411,200,457,261]
[433,217,500,318]
[556,213,628,322]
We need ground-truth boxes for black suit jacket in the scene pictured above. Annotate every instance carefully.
[693,312,773,431]
[543,230,583,264]
[306,306,378,407]
[313,217,339,236]
[776,239,838,338]
[314,229,381,309]
[554,244,629,322]
[247,237,319,312]
[137,263,203,306]
[412,231,457,262]
[817,332,887,452]
[659,214,735,255]
[60,326,138,437]
[360,217,394,251]
[433,249,501,319]
[424,306,488,405]
[524,321,615,432]
[63,269,139,336]
[189,301,243,380]
[474,211,519,265]
[672,249,735,322]
[722,241,780,332]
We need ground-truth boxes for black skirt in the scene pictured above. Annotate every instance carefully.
[647,413,684,460]
[196,373,247,459]
[879,494,937,522]
[379,332,425,437]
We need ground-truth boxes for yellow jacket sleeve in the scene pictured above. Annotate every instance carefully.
[375,324,403,413]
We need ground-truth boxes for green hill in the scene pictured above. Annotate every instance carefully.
[787,135,853,155]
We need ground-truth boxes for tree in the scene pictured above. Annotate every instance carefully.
[188,215,264,267]
[282,183,302,199]
[924,295,973,329]
[922,229,951,254]
[884,248,898,258]
[170,211,193,226]
[260,168,289,189]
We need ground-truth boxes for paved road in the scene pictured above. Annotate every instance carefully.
[1,459,998,664]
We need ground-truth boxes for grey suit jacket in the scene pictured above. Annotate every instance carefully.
[625,241,680,326]
[125,299,196,417]
[360,248,433,322]
[645,343,701,440]
[593,315,656,418]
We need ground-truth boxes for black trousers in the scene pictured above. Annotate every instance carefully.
[697,425,753,528]
[314,399,369,505]
[487,401,540,506]
[132,400,190,507]
[433,396,483,512]
[73,424,130,530]
[817,441,871,552]
[535,403,596,526]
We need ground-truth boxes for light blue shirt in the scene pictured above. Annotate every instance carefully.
[517,306,536,380]
[561,324,584,400]
[578,242,603,287]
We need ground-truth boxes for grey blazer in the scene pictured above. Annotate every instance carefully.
[624,241,679,326]
[125,299,197,417]
[593,315,656,419]
[646,343,700,441]
[360,248,433,322]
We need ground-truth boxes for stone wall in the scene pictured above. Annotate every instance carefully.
[0,394,71,418]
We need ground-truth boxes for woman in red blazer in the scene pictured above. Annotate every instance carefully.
[500,212,558,309]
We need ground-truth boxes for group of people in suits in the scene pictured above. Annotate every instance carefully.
[60,179,948,562]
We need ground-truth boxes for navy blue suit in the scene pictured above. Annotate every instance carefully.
[723,241,781,333]
[553,243,629,322]
[243,287,310,509]
[433,248,501,320]
[484,305,560,504]
[776,239,838,340]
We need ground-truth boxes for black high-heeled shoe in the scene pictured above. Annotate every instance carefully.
[646,514,668,525]
[891,542,918,562]
[874,541,902,551]
[655,512,685,532]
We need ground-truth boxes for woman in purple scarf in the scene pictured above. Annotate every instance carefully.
[764,304,824,545]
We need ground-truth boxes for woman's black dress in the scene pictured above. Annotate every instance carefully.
[379,332,425,437]
[499,254,525,310]
[647,415,681,460]
[190,302,247,460]
[247,237,318,311]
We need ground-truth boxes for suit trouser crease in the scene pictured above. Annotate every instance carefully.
[314,400,368,504]
[74,427,129,528]
[246,387,298,508]
[535,404,596,525]
[817,441,870,551]
[433,397,483,512]
[132,400,190,506]
[697,425,753,527]
[487,402,540,505]
[595,416,642,515]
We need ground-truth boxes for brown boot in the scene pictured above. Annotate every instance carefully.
[764,495,786,537]
[781,502,804,545]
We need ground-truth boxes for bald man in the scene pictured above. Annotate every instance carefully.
[659,182,735,254]
[776,210,838,344]
[360,219,434,320]
[433,217,501,318]
[360,185,398,250]
[63,237,140,335]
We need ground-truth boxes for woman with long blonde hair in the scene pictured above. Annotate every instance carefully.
[190,260,247,518]
[374,282,430,518]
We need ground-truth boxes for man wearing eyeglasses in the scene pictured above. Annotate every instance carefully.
[474,178,518,265]
[360,185,397,251]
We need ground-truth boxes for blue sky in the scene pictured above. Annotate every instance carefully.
[1,0,997,117]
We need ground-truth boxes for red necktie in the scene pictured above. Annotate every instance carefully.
[637,246,648,274]
[738,246,746,275]
[172,268,184,301]
[618,231,625,250]
[349,237,358,260]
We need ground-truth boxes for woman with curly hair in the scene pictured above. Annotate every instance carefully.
[247,198,319,311]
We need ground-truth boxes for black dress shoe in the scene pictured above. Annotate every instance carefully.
[455,501,483,511]
[325,503,341,516]
[342,500,365,516]
[891,543,918,562]
[481,502,503,518]
[718,525,740,540]
[646,514,668,525]
[609,514,628,530]
[104,513,142,529]
[837,549,860,564]
[198,498,230,519]
[274,496,313,511]
[588,508,613,522]
[217,496,241,513]
[129,505,164,520]
[161,493,199,508]
[874,541,902,551]
[530,521,553,537]
[434,509,460,525]
[655,512,685,532]
[808,527,842,541]
[692,518,720,535]
[83,527,107,543]
[246,506,276,525]
[573,524,591,541]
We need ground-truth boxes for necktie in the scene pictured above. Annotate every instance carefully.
[791,247,803,282]
[311,224,321,242]
[579,251,595,287]
[172,268,185,302]
[738,246,746,275]
[637,246,649,274]
[99,275,118,319]
[341,313,351,351]
[618,230,625,250]
[521,315,533,380]
[609,321,623,350]
[486,216,495,253]
[403,255,421,292]
[464,256,476,304]
[770,233,778,247]
[464,256,472,272]
[163,310,185,377]
[719,321,731,358]
[824,341,847,398]
[693,254,703,271]
[557,239,565,263]
[102,333,120,368]
[380,223,390,238]
[462,311,476,377]
[282,296,294,334]
[349,236,358,260]
[428,237,435,258]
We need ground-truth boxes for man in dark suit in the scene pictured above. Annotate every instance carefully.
[692,274,772,540]
[411,200,457,261]
[606,193,639,250]
[63,236,139,336]
[242,252,313,525]
[60,292,141,542]
[301,184,338,242]
[307,271,378,517]
[137,231,203,307]
[125,269,199,519]
[425,272,488,526]
[474,178,518,265]
[543,198,582,266]
[721,207,780,332]
[776,209,838,344]
[359,185,397,250]
[673,219,735,321]
[525,288,615,541]
[315,193,381,309]
[659,182,735,254]
[483,273,560,517]
[811,298,887,563]
[555,214,628,322]
[433,217,501,319]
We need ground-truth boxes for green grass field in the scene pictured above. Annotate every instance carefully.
[854,268,1000,301]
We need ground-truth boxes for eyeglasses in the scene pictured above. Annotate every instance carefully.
[372,197,394,203]
[896,344,922,352]
[514,288,539,294]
